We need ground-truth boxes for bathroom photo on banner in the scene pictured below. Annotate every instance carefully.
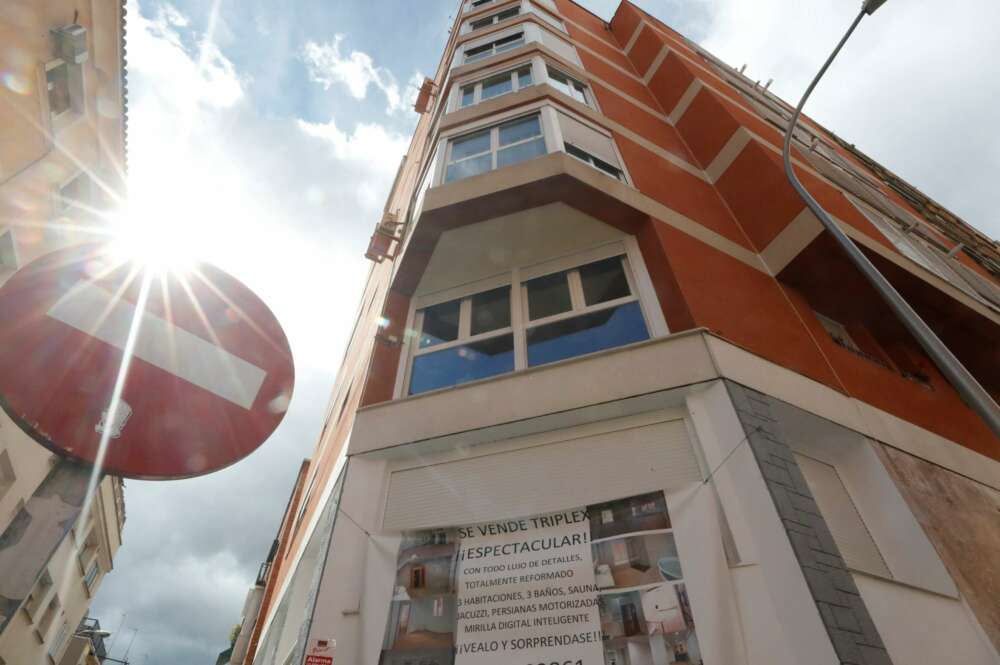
[377,490,702,665]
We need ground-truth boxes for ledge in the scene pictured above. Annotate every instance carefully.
[350,329,1000,492]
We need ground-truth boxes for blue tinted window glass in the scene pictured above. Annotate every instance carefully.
[497,137,545,168]
[419,299,460,348]
[498,115,540,146]
[446,153,492,182]
[461,85,476,107]
[410,335,515,394]
[481,73,514,100]
[526,301,648,367]
[450,130,491,160]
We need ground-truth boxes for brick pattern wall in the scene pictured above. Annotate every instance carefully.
[725,381,892,665]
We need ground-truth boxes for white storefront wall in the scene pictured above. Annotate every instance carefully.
[290,381,999,665]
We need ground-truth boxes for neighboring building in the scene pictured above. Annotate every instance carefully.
[236,2,1000,665]
[0,1,128,664]
[61,616,111,665]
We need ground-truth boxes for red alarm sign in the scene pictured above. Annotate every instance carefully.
[0,243,294,479]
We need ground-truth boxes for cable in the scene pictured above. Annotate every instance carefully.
[781,8,1000,438]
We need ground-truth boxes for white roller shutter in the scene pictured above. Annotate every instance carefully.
[795,453,890,578]
[383,418,700,531]
[539,29,582,66]
[557,112,621,169]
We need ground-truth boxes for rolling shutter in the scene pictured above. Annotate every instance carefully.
[557,112,621,169]
[383,417,700,531]
[795,453,890,578]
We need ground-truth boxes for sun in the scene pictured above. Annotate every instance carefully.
[106,203,200,275]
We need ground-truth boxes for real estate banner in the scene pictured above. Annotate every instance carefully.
[378,491,702,665]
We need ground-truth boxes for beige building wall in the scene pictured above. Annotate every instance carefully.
[0,1,127,663]
[0,0,126,272]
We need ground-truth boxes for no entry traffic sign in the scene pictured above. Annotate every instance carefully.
[0,243,294,479]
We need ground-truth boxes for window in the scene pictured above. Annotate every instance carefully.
[408,254,650,394]
[83,559,100,589]
[565,143,623,180]
[464,32,525,63]
[546,66,589,106]
[46,61,72,118]
[556,112,625,181]
[48,620,70,659]
[524,257,648,366]
[470,0,495,7]
[469,6,519,31]
[814,313,859,353]
[410,286,515,394]
[0,450,13,502]
[794,453,890,578]
[851,199,966,285]
[58,172,90,212]
[410,565,427,588]
[444,113,546,182]
[459,66,533,108]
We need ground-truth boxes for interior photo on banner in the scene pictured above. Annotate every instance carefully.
[378,490,702,665]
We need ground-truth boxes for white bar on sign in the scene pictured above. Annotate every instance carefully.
[47,280,267,409]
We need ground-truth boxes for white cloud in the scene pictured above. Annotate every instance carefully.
[302,36,424,115]
[92,3,408,663]
[128,1,243,109]
[697,0,1000,239]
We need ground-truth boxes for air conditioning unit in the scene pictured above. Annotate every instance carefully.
[52,25,89,64]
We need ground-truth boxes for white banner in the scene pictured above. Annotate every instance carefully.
[378,491,702,665]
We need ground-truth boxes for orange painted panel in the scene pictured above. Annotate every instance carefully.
[566,23,634,71]
[675,88,741,168]
[608,1,642,48]
[646,53,695,114]
[615,134,752,250]
[591,82,693,162]
[578,49,660,109]
[656,226,842,389]
[629,26,665,78]
[636,219,696,332]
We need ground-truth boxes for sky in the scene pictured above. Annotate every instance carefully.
[90,0,1000,663]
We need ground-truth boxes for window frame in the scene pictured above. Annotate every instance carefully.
[442,111,547,183]
[466,3,521,33]
[42,57,85,133]
[435,104,629,187]
[399,240,666,397]
[457,62,536,109]
[564,142,624,181]
[545,65,591,107]
[463,30,527,64]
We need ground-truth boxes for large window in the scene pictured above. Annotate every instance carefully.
[469,5,520,31]
[464,32,525,63]
[408,254,650,395]
[546,65,590,106]
[459,65,534,108]
[444,113,546,182]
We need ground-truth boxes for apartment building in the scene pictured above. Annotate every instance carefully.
[0,1,128,663]
[234,1,1000,664]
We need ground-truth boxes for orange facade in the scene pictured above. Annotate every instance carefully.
[244,3,1000,660]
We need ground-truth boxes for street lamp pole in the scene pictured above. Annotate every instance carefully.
[781,0,1000,438]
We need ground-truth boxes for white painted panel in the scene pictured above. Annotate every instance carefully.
[795,453,890,578]
[856,574,1000,665]
[383,418,700,530]
[538,28,582,66]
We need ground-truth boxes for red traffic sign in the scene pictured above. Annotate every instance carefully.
[0,243,294,479]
